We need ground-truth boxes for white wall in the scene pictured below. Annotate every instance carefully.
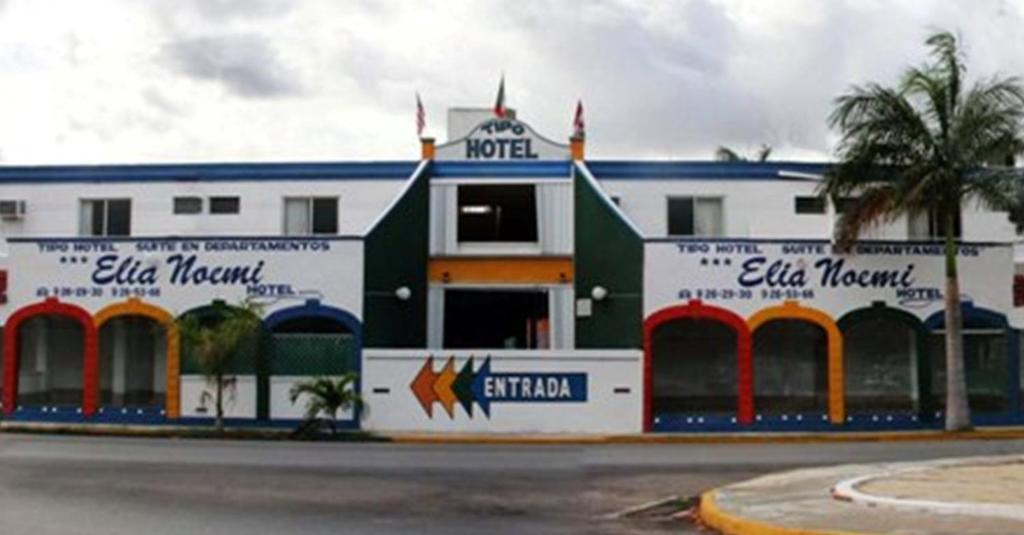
[0,179,405,239]
[180,375,256,419]
[600,178,1018,242]
[362,349,642,434]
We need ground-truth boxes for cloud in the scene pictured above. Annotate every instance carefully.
[160,34,301,98]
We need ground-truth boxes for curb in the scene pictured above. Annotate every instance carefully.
[831,456,1024,521]
[699,489,867,535]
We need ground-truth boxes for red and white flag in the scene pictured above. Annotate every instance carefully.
[572,100,585,137]
[416,92,426,136]
[493,75,507,118]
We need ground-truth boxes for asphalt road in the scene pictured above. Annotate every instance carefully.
[1,434,1023,535]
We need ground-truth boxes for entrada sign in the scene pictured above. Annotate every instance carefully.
[410,356,587,418]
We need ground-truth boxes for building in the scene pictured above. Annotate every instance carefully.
[0,108,1020,433]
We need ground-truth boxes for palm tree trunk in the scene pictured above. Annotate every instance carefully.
[943,214,971,431]
[215,373,225,433]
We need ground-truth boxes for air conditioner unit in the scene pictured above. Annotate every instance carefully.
[0,200,25,220]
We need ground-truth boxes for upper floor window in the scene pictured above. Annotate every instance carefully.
[457,185,538,242]
[173,196,203,215]
[284,197,338,235]
[909,208,962,239]
[80,199,130,236]
[209,196,240,215]
[794,196,826,214]
[667,196,723,237]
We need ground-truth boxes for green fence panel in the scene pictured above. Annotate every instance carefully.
[269,333,356,376]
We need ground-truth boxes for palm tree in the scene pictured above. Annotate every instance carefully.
[289,373,364,435]
[715,144,772,162]
[178,300,264,432]
[821,30,1024,431]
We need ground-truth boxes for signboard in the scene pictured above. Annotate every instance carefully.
[1,237,364,320]
[644,240,1014,320]
[410,356,586,418]
[434,118,569,161]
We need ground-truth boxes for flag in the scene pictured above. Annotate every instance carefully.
[493,75,506,118]
[572,100,585,138]
[416,92,426,137]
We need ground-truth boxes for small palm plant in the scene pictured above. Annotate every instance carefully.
[715,144,772,162]
[178,300,264,433]
[289,373,364,436]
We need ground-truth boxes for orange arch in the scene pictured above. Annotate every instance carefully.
[748,300,844,424]
[94,298,180,419]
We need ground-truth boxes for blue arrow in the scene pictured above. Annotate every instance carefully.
[470,356,492,418]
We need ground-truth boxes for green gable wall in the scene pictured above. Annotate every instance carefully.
[363,168,430,347]
[573,164,643,348]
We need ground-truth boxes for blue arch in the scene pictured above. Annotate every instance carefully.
[924,302,1018,415]
[263,298,363,348]
[262,299,364,425]
[923,302,1009,330]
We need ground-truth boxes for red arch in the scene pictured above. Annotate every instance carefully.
[3,297,98,416]
[643,299,753,431]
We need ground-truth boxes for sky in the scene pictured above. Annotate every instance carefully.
[0,0,1023,164]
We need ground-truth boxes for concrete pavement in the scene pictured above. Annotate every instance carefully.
[702,455,1024,535]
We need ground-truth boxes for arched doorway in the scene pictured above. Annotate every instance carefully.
[2,298,98,416]
[263,299,362,423]
[177,301,263,421]
[643,300,752,431]
[838,302,931,419]
[95,298,179,418]
[749,301,844,424]
[925,304,1015,414]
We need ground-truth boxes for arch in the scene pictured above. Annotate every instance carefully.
[923,303,1017,414]
[263,299,363,422]
[748,300,844,424]
[643,299,752,431]
[94,298,180,419]
[837,301,932,420]
[2,297,98,416]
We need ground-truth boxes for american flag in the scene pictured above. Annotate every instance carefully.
[416,92,426,136]
[494,75,506,118]
[573,100,585,138]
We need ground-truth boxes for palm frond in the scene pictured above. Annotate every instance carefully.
[715,146,742,162]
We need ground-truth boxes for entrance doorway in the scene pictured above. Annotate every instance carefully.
[443,289,550,349]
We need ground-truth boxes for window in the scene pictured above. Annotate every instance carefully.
[284,197,339,235]
[443,289,550,349]
[795,196,826,214]
[457,185,538,242]
[80,199,131,236]
[909,208,962,239]
[833,197,859,214]
[209,196,240,215]
[667,197,723,237]
[173,196,202,215]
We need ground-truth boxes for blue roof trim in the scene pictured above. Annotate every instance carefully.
[431,160,572,178]
[0,161,420,184]
[587,160,829,180]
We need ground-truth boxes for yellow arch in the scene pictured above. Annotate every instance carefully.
[94,298,181,419]
[748,300,845,425]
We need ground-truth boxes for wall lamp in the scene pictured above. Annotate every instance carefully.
[395,286,412,301]
[591,286,608,301]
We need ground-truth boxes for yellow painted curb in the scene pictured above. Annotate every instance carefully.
[699,489,867,535]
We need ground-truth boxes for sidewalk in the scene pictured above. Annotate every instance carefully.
[700,455,1024,534]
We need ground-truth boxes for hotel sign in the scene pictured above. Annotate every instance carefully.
[435,118,569,161]
[644,239,1014,319]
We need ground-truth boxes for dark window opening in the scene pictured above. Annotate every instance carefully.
[173,196,203,215]
[457,185,538,242]
[312,198,339,234]
[99,315,166,408]
[795,196,826,214]
[833,196,859,214]
[82,199,131,236]
[209,196,241,215]
[843,317,917,412]
[753,320,829,413]
[443,289,549,349]
[667,197,695,236]
[931,331,1007,412]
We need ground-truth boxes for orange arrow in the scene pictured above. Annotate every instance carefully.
[410,356,439,417]
[433,357,458,418]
